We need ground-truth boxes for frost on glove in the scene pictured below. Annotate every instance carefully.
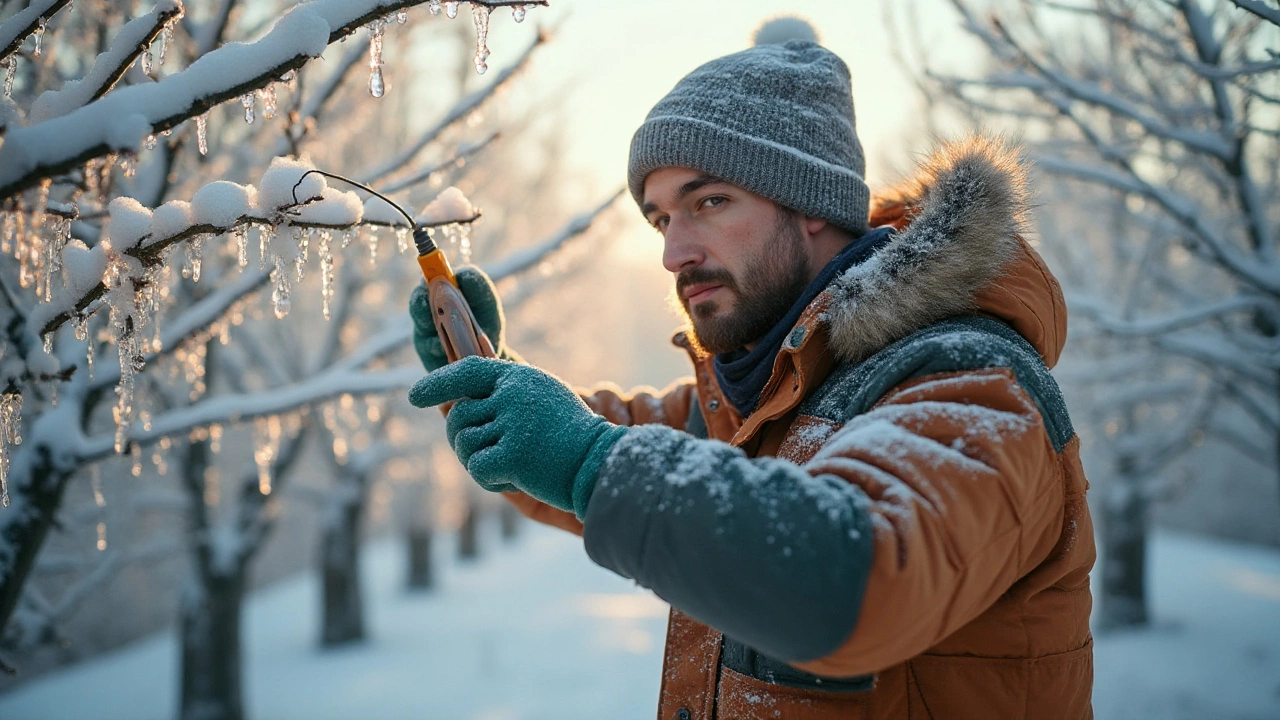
[409,356,627,519]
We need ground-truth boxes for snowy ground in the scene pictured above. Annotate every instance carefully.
[0,524,1277,720]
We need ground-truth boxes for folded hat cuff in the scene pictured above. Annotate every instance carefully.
[628,115,870,235]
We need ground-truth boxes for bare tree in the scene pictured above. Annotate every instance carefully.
[897,0,1279,627]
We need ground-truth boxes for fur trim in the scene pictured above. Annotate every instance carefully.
[825,136,1031,363]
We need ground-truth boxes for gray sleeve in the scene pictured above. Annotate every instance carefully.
[581,424,875,664]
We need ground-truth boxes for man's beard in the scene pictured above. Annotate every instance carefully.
[675,211,811,355]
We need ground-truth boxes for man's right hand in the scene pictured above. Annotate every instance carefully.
[409,266,506,372]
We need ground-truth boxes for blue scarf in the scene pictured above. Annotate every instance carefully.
[713,226,895,417]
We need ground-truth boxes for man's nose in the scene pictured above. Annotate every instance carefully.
[662,220,704,274]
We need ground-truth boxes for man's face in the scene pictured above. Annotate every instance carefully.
[642,167,812,355]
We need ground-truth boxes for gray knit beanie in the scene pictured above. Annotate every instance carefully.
[628,29,869,235]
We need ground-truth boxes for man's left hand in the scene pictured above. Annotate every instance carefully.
[409,357,627,519]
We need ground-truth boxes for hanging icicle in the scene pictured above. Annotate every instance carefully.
[157,23,173,71]
[320,230,334,320]
[512,4,527,22]
[445,1,459,19]
[260,85,277,120]
[295,228,311,281]
[195,112,209,155]
[2,56,16,98]
[472,4,492,74]
[33,17,46,59]
[183,234,203,282]
[241,93,255,125]
[271,254,291,319]
[368,17,387,98]
[233,226,248,268]
[0,392,23,508]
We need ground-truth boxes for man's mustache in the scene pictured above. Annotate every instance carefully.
[675,268,737,300]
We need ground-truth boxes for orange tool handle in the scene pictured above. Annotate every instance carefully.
[417,247,496,416]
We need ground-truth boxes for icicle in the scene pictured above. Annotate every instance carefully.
[295,228,310,281]
[0,393,23,508]
[397,9,408,24]
[260,224,276,270]
[1,211,14,254]
[105,254,147,454]
[368,18,386,98]
[195,112,209,155]
[140,43,153,76]
[145,134,157,150]
[241,93,255,125]
[396,227,410,254]
[429,0,442,15]
[445,1,459,19]
[512,4,527,22]
[184,235,202,282]
[271,254,291,319]
[233,226,248,268]
[3,56,16,98]
[341,227,356,249]
[472,4,491,74]
[73,312,88,341]
[157,24,172,70]
[42,332,53,355]
[31,179,49,230]
[130,443,142,477]
[33,17,46,58]
[120,155,136,178]
[259,85,277,120]
[320,231,334,320]
[366,229,378,265]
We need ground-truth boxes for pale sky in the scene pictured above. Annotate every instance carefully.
[468,0,978,263]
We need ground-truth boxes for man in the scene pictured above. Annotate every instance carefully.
[409,27,1095,720]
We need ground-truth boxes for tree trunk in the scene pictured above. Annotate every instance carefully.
[457,499,480,561]
[499,500,520,542]
[1098,459,1149,630]
[179,569,246,720]
[406,526,434,591]
[319,481,365,647]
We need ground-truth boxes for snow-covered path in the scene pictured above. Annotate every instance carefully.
[0,524,1278,720]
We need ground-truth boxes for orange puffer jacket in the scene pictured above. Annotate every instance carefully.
[504,137,1095,720]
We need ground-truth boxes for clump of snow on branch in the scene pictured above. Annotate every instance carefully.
[421,186,477,262]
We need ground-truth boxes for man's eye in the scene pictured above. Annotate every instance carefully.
[700,196,727,209]
[652,216,669,232]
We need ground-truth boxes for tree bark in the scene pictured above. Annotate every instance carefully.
[499,500,520,542]
[1098,456,1149,630]
[179,567,246,720]
[405,526,434,591]
[319,480,365,647]
[457,499,479,561]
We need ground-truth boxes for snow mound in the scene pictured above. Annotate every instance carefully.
[259,157,324,211]
[192,181,257,227]
[421,187,475,225]
[103,197,153,251]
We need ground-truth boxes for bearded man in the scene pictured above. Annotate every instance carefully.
[408,25,1095,720]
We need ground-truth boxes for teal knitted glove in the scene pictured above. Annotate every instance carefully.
[408,266,506,373]
[408,357,627,519]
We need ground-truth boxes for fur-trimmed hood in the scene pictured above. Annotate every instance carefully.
[820,136,1067,368]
